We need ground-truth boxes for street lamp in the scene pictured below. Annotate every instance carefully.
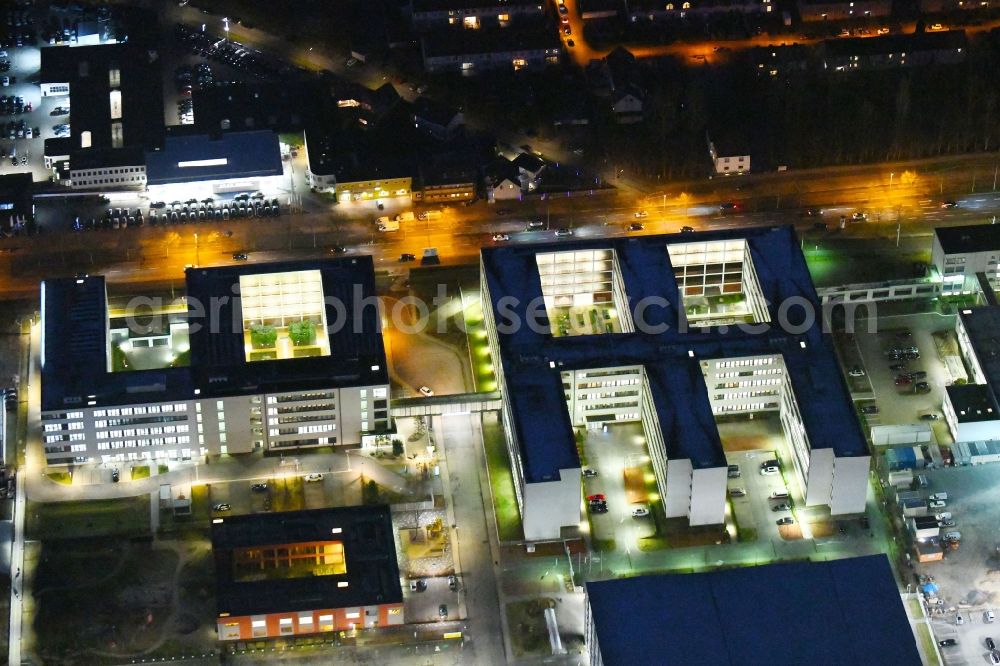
[194,232,200,266]
[889,172,894,189]
[222,16,230,41]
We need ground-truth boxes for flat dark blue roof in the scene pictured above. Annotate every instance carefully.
[41,257,387,411]
[481,225,868,482]
[959,307,1000,390]
[586,555,918,666]
[144,130,282,186]
[213,506,402,617]
[186,257,388,398]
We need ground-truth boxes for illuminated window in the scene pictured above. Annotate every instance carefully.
[666,3,674,9]
[232,540,346,582]
[346,611,360,619]
[239,270,331,362]
[109,90,122,120]
[463,16,479,28]
[108,66,120,88]
[513,58,528,71]
[682,1,690,8]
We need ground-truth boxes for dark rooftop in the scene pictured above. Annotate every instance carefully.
[480,226,868,483]
[958,306,1000,393]
[213,506,402,617]
[144,131,282,186]
[70,146,145,170]
[40,257,387,411]
[586,555,920,666]
[947,383,1000,423]
[186,257,389,398]
[40,44,165,153]
[935,223,1000,255]
[191,81,328,135]
[421,25,560,58]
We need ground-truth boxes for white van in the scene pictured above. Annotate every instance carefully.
[929,492,948,501]
[769,490,790,500]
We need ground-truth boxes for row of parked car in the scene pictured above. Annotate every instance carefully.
[175,24,287,80]
[0,94,29,115]
[149,196,282,223]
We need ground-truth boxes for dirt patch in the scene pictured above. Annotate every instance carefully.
[778,524,804,540]
[623,466,648,505]
[506,598,556,658]
[809,520,835,538]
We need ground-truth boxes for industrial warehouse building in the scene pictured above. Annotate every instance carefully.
[480,226,871,541]
[213,506,404,640]
[40,258,391,468]
[584,555,920,666]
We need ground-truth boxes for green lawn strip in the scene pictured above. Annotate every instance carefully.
[45,472,72,485]
[27,497,150,540]
[481,417,523,542]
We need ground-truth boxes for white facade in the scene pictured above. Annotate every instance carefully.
[41,383,390,466]
[70,163,147,190]
[932,234,1000,295]
[488,177,521,202]
[521,468,582,541]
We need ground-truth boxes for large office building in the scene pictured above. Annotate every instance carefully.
[40,258,391,468]
[213,506,404,640]
[39,43,165,189]
[931,223,1000,295]
[584,555,920,665]
[480,226,870,541]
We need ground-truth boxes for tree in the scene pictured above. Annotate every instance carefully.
[288,320,316,346]
[362,479,380,505]
[391,439,404,457]
[250,324,277,349]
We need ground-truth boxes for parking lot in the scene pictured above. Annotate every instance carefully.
[853,313,957,439]
[912,465,1000,664]
[581,423,656,547]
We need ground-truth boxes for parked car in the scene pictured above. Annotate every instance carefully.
[629,222,644,231]
[938,638,957,647]
[861,405,879,415]
[587,494,606,503]
[582,468,598,477]
[111,468,119,482]
[776,517,794,525]
[772,502,792,512]
[554,228,574,237]
[760,466,779,476]
[727,464,741,478]
[930,500,947,509]
[988,637,997,650]
[680,226,695,233]
[729,487,746,497]
[631,505,650,518]
[848,366,865,377]
[634,210,648,219]
[304,473,323,482]
[213,503,231,512]
[492,233,510,242]
[448,575,458,590]
[251,483,268,492]
[943,531,962,542]
[419,386,434,397]
[939,519,956,528]
[920,413,940,421]
[929,493,948,501]
[438,604,448,619]
[986,610,996,624]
